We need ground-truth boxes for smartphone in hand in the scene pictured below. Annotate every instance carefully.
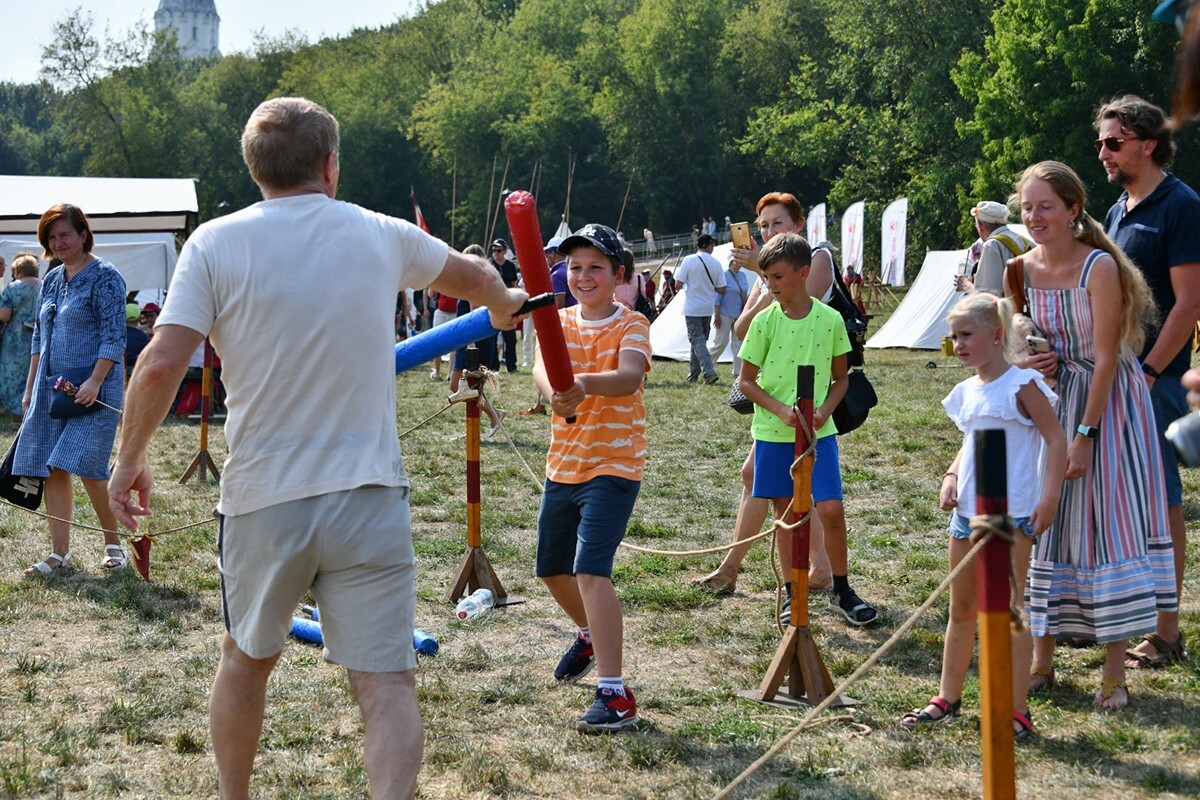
[731,222,752,249]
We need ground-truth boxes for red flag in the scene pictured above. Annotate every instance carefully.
[411,188,431,234]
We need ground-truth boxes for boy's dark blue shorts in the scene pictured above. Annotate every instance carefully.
[752,436,843,502]
[536,476,641,578]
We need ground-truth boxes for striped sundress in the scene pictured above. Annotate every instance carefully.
[1025,250,1176,643]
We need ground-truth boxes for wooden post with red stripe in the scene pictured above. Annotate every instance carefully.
[180,339,221,484]
[757,365,839,706]
[446,348,508,604]
[975,429,1016,800]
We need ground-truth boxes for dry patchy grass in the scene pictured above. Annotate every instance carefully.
[0,312,1197,799]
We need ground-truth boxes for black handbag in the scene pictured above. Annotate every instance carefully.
[0,427,44,510]
[633,275,657,322]
[832,368,878,435]
[48,366,103,419]
[728,381,754,414]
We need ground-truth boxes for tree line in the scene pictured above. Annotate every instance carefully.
[0,0,1194,278]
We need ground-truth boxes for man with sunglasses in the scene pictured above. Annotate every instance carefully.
[1096,94,1200,670]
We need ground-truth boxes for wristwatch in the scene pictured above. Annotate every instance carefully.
[1142,362,1161,380]
[1076,424,1099,439]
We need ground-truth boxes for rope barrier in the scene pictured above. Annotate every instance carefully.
[711,531,995,800]
[0,496,215,538]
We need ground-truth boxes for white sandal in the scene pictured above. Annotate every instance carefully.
[25,551,72,576]
[102,544,128,570]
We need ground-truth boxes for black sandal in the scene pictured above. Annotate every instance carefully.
[830,589,878,626]
[900,696,961,729]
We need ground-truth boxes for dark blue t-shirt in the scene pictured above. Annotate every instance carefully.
[1105,173,1200,376]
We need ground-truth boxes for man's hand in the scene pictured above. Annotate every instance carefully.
[486,288,529,332]
[109,459,155,532]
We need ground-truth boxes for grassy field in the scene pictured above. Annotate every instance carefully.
[1,306,1197,799]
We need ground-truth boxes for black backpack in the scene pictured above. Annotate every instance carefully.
[814,243,868,369]
[813,243,876,434]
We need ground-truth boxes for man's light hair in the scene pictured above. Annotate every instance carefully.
[241,97,340,192]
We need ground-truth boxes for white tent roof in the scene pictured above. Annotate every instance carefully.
[0,233,178,291]
[649,242,736,362]
[865,249,962,350]
[0,175,198,234]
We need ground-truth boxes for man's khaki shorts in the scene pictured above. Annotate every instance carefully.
[218,485,417,672]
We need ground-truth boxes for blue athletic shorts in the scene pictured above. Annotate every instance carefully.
[751,436,843,502]
[1150,374,1187,507]
[536,476,641,578]
[947,513,1035,540]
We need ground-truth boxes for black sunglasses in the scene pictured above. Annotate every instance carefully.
[1093,136,1142,153]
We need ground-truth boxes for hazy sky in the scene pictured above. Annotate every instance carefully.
[4,1,422,85]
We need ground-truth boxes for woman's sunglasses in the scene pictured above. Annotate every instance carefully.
[1093,136,1143,153]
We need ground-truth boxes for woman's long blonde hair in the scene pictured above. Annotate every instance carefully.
[1013,161,1158,352]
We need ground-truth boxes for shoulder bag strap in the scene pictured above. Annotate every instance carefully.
[1004,254,1028,315]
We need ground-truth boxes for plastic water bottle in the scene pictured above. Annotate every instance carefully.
[413,628,439,655]
[455,588,494,620]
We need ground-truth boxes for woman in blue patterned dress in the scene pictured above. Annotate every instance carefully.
[1011,162,1175,710]
[0,252,41,427]
[16,204,128,576]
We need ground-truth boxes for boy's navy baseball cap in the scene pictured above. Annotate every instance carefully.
[560,223,623,261]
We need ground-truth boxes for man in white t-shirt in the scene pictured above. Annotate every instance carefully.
[673,233,726,384]
[108,97,525,800]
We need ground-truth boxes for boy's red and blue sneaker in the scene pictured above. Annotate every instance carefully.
[577,687,639,733]
[554,633,595,682]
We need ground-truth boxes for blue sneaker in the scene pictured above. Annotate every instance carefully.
[554,633,595,682]
[577,687,639,733]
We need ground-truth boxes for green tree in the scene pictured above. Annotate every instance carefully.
[956,0,1196,226]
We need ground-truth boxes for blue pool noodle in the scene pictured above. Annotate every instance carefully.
[291,611,439,655]
[394,308,497,374]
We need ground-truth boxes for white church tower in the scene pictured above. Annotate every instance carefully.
[154,0,221,59]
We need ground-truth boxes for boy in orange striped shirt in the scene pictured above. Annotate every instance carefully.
[532,223,652,733]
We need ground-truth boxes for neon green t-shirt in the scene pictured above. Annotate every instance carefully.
[738,300,850,442]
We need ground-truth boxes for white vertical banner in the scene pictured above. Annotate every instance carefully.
[840,201,864,273]
[881,197,908,286]
[806,203,827,245]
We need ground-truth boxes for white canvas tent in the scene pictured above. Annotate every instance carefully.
[865,249,963,350]
[0,233,179,292]
[866,224,1031,350]
[648,242,736,362]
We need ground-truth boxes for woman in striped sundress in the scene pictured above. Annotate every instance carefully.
[1011,161,1175,710]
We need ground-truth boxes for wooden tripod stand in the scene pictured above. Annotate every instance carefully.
[755,365,848,707]
[446,349,510,604]
[180,339,220,484]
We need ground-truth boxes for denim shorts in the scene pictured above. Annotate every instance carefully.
[947,513,1035,540]
[536,475,641,578]
[1150,374,1187,507]
[751,436,843,502]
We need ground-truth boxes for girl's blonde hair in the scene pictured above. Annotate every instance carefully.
[947,292,1019,363]
[1012,160,1158,352]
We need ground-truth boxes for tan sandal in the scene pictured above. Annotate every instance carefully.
[1094,678,1129,709]
[1029,667,1055,692]
[690,572,736,596]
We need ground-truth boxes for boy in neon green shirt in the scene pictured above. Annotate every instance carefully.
[738,232,878,626]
